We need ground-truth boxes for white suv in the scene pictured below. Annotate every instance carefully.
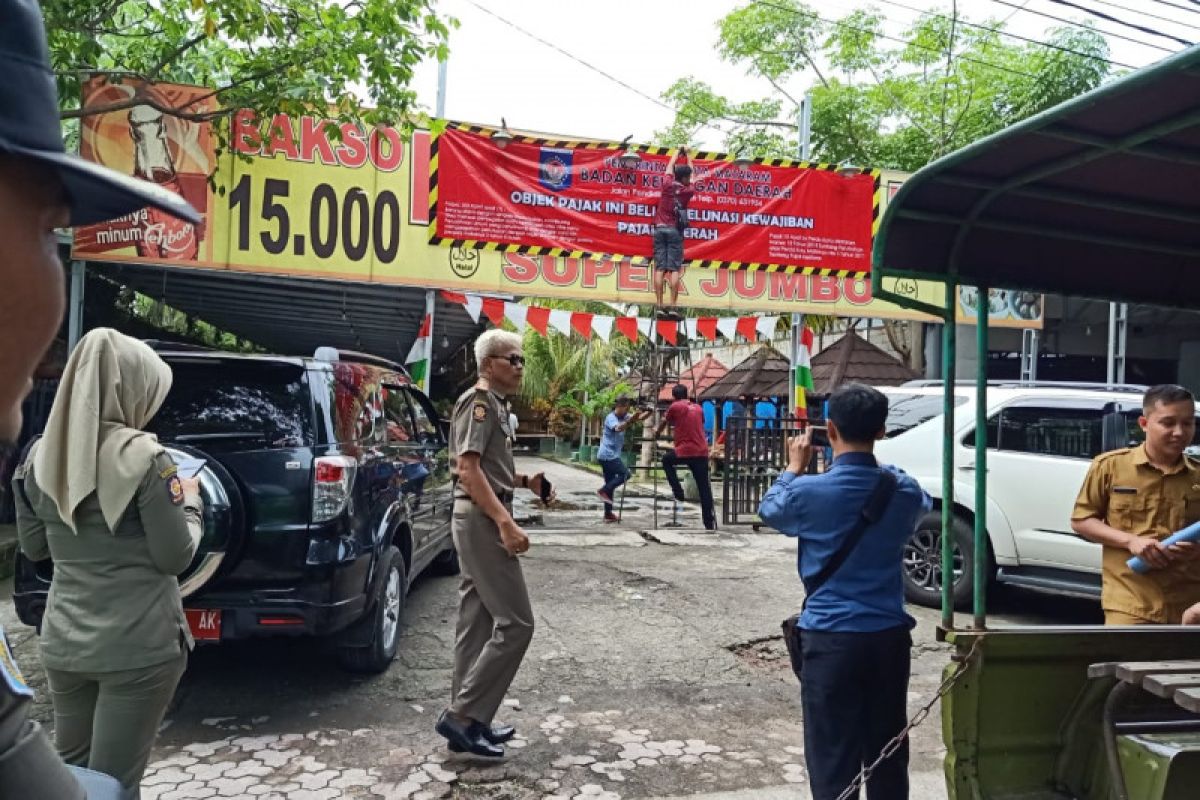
[874,382,1198,608]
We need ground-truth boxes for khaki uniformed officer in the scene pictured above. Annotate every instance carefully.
[435,330,554,758]
[14,330,204,795]
[0,1,198,796]
[1072,384,1200,625]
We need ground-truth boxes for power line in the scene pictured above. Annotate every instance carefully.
[871,0,1132,69]
[460,0,786,139]
[1042,0,1193,47]
[751,0,1041,79]
[987,0,1178,53]
[1147,0,1200,17]
[1089,0,1200,34]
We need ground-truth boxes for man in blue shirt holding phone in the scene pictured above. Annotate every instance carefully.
[595,397,649,522]
[759,383,930,800]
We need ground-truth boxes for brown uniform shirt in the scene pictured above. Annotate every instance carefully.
[449,386,515,502]
[1071,444,1200,623]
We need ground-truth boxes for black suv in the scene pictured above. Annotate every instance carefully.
[14,345,456,672]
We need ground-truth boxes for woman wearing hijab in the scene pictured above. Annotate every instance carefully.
[11,328,203,795]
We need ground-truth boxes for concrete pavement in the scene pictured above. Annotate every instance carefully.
[2,457,1099,799]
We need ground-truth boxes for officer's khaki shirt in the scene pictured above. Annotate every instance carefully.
[13,447,202,672]
[449,386,515,501]
[1072,444,1200,623]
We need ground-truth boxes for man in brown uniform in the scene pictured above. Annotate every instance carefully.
[1072,384,1200,624]
[436,330,554,757]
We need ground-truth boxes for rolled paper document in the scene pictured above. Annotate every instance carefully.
[1127,520,1200,573]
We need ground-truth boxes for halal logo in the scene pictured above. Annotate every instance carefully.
[449,246,480,279]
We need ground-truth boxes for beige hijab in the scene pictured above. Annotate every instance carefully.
[33,328,173,532]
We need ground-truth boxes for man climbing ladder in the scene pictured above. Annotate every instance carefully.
[651,147,695,316]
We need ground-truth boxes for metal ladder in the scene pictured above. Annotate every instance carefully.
[620,306,694,529]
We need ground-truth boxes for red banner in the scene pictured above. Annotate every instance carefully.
[431,125,877,275]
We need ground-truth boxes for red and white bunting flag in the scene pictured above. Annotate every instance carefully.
[570,312,594,338]
[757,316,779,340]
[504,302,528,333]
[481,297,505,326]
[716,317,738,341]
[526,305,551,336]
[657,319,678,345]
[462,295,483,324]
[548,309,573,336]
[736,317,758,341]
[636,317,653,339]
[616,317,639,342]
[440,290,467,305]
[592,315,614,341]
[697,317,718,341]
[683,318,699,340]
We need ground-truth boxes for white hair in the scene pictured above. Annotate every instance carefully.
[474,329,523,367]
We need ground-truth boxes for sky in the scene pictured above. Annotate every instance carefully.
[410,0,1198,150]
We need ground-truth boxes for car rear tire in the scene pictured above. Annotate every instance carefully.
[338,546,405,673]
[428,543,461,576]
[903,510,977,609]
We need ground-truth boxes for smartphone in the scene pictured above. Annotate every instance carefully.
[807,425,830,449]
[538,476,554,504]
[175,458,207,479]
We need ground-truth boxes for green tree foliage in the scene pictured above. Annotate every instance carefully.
[44,0,453,145]
[656,1,1111,169]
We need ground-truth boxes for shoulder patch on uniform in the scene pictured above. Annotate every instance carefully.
[167,475,185,506]
[0,629,32,698]
[473,403,488,422]
[160,463,179,480]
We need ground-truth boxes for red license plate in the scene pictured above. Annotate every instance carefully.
[186,609,222,641]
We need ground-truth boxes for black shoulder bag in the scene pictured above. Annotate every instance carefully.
[781,469,898,681]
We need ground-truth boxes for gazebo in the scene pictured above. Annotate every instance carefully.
[657,353,729,402]
[809,328,919,394]
[698,346,791,404]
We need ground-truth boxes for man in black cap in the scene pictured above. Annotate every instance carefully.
[0,1,198,797]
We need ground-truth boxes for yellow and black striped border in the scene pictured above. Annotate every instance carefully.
[429,121,881,278]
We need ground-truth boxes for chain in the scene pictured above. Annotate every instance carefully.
[832,635,984,800]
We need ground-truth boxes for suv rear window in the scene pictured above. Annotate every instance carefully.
[885,393,967,438]
[150,360,314,447]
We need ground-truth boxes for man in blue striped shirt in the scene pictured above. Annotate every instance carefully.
[759,384,931,800]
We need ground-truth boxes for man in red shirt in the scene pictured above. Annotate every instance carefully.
[651,148,696,315]
[654,384,716,530]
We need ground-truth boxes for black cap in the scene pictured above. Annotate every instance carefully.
[0,0,199,226]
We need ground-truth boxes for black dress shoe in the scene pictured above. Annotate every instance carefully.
[436,711,504,758]
[448,721,517,751]
[477,722,516,745]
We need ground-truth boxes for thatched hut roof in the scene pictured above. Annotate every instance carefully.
[657,353,729,401]
[810,329,918,393]
[698,346,790,401]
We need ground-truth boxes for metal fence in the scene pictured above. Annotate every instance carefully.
[721,414,818,527]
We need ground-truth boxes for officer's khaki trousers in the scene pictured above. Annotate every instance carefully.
[450,501,534,725]
[44,649,187,795]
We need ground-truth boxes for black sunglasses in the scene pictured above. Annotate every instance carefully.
[490,354,526,367]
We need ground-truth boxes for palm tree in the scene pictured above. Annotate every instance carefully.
[520,327,622,438]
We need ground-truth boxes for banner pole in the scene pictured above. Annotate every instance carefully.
[791,93,812,416]
[424,288,436,396]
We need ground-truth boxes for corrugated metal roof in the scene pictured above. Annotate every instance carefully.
[87,261,484,368]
